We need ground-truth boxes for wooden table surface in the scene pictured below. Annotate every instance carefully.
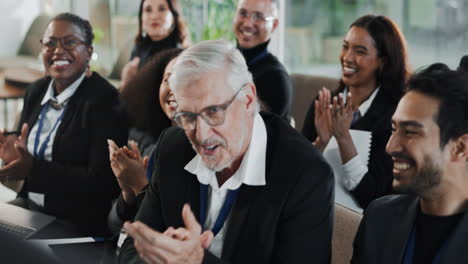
[0,73,27,98]
[0,67,44,98]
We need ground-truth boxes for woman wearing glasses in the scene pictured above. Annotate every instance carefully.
[120,0,190,86]
[0,13,128,235]
[107,49,182,234]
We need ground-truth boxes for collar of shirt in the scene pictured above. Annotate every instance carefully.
[41,72,86,106]
[343,86,380,116]
[185,113,267,191]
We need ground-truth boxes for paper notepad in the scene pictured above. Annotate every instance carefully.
[322,130,372,213]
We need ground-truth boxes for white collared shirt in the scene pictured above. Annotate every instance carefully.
[184,113,267,258]
[27,72,85,207]
[341,87,380,190]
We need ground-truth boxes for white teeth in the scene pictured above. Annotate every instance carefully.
[343,66,356,73]
[168,101,177,108]
[394,162,411,170]
[242,31,254,37]
[205,145,216,150]
[53,60,70,66]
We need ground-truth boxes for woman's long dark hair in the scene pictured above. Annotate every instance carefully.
[135,0,191,48]
[120,48,183,138]
[338,15,410,102]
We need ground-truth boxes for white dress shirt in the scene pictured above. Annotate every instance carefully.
[340,87,380,191]
[27,72,85,207]
[184,113,267,258]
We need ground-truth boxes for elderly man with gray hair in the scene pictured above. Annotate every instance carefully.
[119,39,334,264]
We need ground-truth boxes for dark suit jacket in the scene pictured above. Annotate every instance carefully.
[119,113,334,264]
[17,72,128,235]
[302,88,398,208]
[351,194,468,264]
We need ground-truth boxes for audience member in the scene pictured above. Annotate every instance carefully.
[352,63,468,263]
[120,0,190,85]
[457,55,468,72]
[0,13,128,235]
[118,39,334,263]
[120,48,183,156]
[107,48,182,234]
[302,14,410,208]
[234,0,292,121]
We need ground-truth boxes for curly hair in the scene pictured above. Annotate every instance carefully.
[120,48,183,138]
[135,0,191,48]
[51,13,94,46]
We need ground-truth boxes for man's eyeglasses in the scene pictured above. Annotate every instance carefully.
[236,9,275,24]
[40,36,88,51]
[173,85,247,131]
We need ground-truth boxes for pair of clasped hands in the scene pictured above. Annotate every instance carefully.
[313,87,358,152]
[0,124,33,180]
[107,140,214,264]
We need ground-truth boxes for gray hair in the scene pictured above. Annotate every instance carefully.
[169,39,253,94]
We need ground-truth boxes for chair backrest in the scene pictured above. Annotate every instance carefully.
[17,15,52,57]
[290,73,339,132]
[332,203,362,264]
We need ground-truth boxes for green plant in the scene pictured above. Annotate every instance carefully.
[323,0,358,36]
[180,0,237,43]
[93,27,105,44]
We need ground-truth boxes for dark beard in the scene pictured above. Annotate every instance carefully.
[393,155,441,196]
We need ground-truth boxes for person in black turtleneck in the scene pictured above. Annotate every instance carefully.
[120,0,190,86]
[233,0,292,122]
[119,0,190,152]
[351,64,468,264]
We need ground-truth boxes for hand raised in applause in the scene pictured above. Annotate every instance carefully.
[120,57,140,88]
[313,87,334,152]
[0,123,33,180]
[108,139,149,203]
[124,204,213,264]
[331,92,357,143]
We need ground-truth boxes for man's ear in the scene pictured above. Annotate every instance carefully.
[87,45,94,57]
[270,18,279,33]
[244,83,257,111]
[451,134,468,162]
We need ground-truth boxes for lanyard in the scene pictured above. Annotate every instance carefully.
[146,151,155,180]
[247,50,269,66]
[351,111,361,127]
[199,183,240,236]
[33,103,67,160]
[402,225,452,264]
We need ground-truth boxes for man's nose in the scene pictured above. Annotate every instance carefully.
[195,116,212,143]
[386,132,402,155]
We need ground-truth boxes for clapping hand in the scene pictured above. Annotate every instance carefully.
[120,57,140,88]
[124,204,213,264]
[313,87,333,152]
[108,139,149,202]
[0,123,33,180]
[331,92,357,143]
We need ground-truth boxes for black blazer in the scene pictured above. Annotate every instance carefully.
[17,73,128,235]
[351,194,468,264]
[119,113,334,264]
[302,88,398,208]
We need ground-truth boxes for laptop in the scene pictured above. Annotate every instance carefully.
[0,202,55,239]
